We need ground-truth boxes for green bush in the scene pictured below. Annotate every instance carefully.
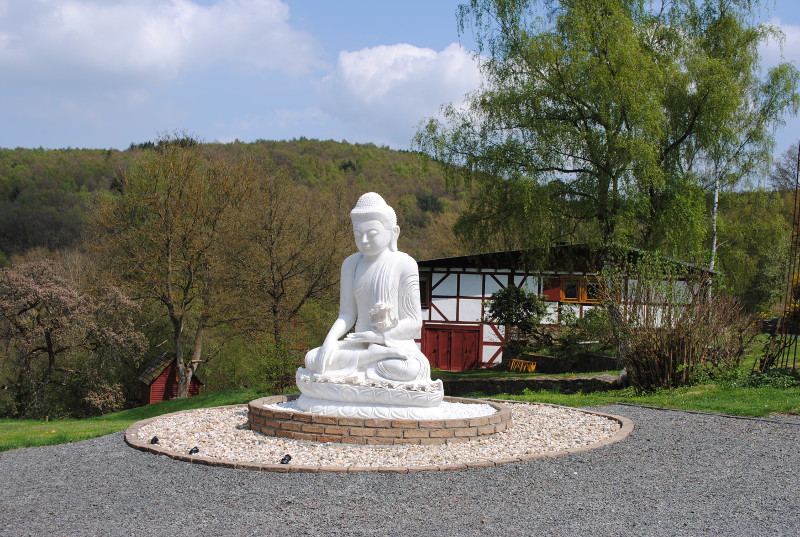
[200,338,302,394]
[545,306,615,358]
[485,286,548,349]
[726,368,800,389]
[0,390,17,418]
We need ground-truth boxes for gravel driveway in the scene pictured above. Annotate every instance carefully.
[1,404,797,537]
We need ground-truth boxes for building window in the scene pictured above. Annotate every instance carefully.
[419,273,431,309]
[562,277,579,301]
[560,276,600,303]
[585,279,601,302]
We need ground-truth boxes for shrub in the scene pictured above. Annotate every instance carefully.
[550,306,615,358]
[263,344,304,393]
[200,338,303,395]
[83,383,126,415]
[485,286,548,350]
[602,255,756,392]
[726,368,800,389]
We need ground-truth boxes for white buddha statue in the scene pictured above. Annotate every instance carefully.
[295,193,444,419]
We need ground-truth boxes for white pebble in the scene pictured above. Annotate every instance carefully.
[135,403,621,468]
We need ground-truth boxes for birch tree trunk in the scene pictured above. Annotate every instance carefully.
[709,173,720,272]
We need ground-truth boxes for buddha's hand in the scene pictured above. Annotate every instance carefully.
[317,341,340,372]
[345,331,385,344]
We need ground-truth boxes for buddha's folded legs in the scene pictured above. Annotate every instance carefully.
[305,342,365,376]
[305,341,425,382]
[368,356,424,382]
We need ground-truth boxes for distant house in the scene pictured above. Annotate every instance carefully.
[138,352,202,404]
[416,244,713,371]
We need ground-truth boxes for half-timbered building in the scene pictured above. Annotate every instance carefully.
[416,245,711,371]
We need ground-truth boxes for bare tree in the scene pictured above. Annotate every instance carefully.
[769,142,800,193]
[226,172,351,347]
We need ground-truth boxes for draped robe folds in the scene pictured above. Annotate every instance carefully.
[304,250,432,384]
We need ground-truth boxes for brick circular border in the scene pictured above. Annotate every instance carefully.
[248,394,512,445]
[124,399,634,473]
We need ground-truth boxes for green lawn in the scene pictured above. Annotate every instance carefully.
[2,373,798,453]
[493,384,800,417]
[0,387,270,453]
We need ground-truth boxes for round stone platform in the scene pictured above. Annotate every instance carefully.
[124,399,634,472]
[248,394,512,445]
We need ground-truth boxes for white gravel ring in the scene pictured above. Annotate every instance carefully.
[125,400,634,472]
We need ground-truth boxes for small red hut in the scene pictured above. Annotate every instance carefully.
[138,352,202,405]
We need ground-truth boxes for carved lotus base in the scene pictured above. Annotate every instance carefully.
[295,367,445,419]
[295,395,445,419]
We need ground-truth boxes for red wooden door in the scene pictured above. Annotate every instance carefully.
[423,325,480,371]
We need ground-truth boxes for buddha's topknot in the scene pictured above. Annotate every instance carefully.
[350,192,397,228]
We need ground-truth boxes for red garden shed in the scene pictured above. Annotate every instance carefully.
[138,352,202,405]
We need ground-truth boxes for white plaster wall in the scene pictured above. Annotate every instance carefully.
[484,275,504,296]
[626,279,638,301]
[459,298,484,322]
[561,304,580,322]
[528,276,540,294]
[460,273,483,297]
[483,323,503,343]
[514,275,540,294]
[650,305,665,327]
[430,298,457,322]
[542,303,559,324]
[434,274,458,296]
[482,344,502,364]
[673,280,691,303]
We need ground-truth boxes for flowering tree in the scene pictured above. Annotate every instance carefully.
[0,261,146,418]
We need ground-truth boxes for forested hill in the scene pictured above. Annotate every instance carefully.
[0,139,464,263]
[0,139,791,313]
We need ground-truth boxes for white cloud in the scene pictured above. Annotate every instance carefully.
[319,42,481,148]
[757,17,800,155]
[760,17,800,68]
[0,0,320,84]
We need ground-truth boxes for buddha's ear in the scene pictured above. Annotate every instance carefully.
[390,225,400,251]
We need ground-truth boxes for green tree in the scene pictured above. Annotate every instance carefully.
[0,147,131,256]
[485,285,548,350]
[674,8,799,269]
[715,189,792,312]
[416,0,798,261]
[95,139,255,398]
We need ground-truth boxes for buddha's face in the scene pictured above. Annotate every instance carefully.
[352,218,395,257]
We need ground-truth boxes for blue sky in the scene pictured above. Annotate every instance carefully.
[2,0,800,157]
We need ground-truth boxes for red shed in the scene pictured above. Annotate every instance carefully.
[138,352,202,405]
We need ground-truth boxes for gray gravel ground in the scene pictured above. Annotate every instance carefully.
[0,404,797,537]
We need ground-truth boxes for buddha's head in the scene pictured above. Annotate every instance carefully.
[350,192,400,254]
